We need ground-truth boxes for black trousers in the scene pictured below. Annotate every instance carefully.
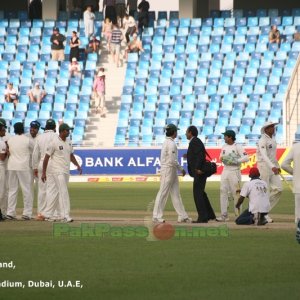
[193,175,216,222]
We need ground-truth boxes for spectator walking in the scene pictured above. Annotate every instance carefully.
[102,18,112,51]
[93,68,107,117]
[123,13,137,44]
[110,23,123,67]
[127,0,138,18]
[50,27,66,61]
[115,0,126,27]
[137,0,149,34]
[103,0,116,24]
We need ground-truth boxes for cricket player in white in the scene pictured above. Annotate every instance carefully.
[0,120,8,220]
[41,123,82,222]
[6,122,34,220]
[281,143,300,223]
[217,130,249,222]
[235,167,270,225]
[153,124,191,223]
[0,118,10,219]
[256,121,282,222]
[32,119,57,219]
[25,120,40,207]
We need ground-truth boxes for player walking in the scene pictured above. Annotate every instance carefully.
[153,124,191,223]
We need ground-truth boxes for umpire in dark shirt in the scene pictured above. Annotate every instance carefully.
[50,27,66,61]
[185,126,216,223]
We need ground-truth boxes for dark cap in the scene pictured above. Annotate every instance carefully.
[30,120,41,129]
[249,167,260,178]
[14,122,24,132]
[41,119,56,130]
[59,123,73,132]
[222,130,236,139]
[53,27,59,32]
[165,124,179,131]
[0,118,7,128]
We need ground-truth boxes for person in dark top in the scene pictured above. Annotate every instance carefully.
[103,0,117,24]
[69,31,80,62]
[137,0,149,34]
[28,0,42,20]
[185,125,216,223]
[50,27,66,61]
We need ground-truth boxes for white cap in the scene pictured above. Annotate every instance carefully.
[97,71,105,77]
[72,57,77,62]
[35,82,40,86]
[261,121,279,134]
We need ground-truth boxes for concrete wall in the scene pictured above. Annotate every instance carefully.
[43,0,59,20]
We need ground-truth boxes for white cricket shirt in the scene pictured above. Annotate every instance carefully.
[160,137,183,172]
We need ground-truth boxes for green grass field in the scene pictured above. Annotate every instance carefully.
[1,182,300,300]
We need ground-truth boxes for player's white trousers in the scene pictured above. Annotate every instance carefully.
[7,170,33,217]
[44,173,70,219]
[220,168,241,216]
[37,162,47,214]
[0,166,8,215]
[153,167,188,220]
[295,194,300,223]
[257,163,282,210]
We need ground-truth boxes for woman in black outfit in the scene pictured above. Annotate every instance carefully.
[69,31,81,61]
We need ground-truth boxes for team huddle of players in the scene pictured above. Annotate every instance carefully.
[0,118,82,223]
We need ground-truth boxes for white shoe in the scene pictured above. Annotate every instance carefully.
[63,217,74,223]
[45,217,56,222]
[152,218,165,223]
[178,217,192,223]
[216,215,229,222]
[265,215,273,223]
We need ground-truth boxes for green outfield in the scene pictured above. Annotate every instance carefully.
[1,182,300,300]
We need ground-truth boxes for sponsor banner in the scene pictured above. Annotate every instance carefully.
[71,148,289,175]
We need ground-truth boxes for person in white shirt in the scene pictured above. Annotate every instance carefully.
[83,5,95,38]
[216,130,249,222]
[41,123,82,222]
[152,124,191,223]
[256,121,282,223]
[235,167,270,225]
[5,82,18,106]
[0,120,8,221]
[32,119,58,220]
[281,142,300,241]
[28,82,46,104]
[69,57,81,77]
[6,122,34,220]
[281,142,300,222]
[123,13,136,43]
